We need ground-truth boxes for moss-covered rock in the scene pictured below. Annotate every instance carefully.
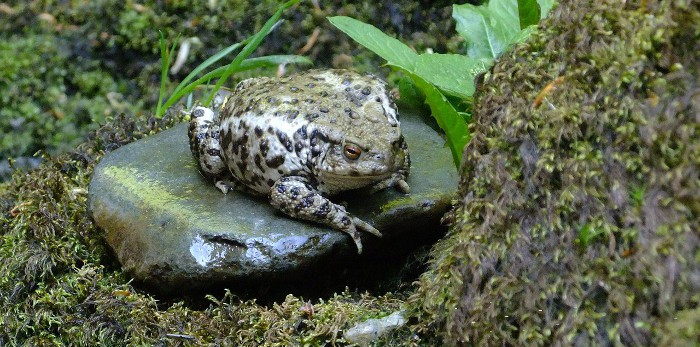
[410,0,700,345]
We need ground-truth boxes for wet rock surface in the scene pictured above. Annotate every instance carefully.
[88,111,456,296]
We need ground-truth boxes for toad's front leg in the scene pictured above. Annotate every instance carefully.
[270,176,381,254]
[369,142,411,194]
[188,106,237,193]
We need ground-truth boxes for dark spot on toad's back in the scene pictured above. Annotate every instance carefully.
[254,126,263,137]
[309,130,319,147]
[259,139,269,157]
[192,108,205,118]
[266,155,285,168]
[296,125,308,139]
[276,131,293,152]
[240,145,249,161]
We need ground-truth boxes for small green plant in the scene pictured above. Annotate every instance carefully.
[330,0,555,168]
[155,0,311,118]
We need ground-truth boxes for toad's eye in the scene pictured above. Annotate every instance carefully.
[343,144,362,160]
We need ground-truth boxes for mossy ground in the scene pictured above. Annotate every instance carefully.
[410,0,700,345]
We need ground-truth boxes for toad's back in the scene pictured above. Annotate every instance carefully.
[217,69,404,195]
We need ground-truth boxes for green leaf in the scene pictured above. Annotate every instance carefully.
[156,31,179,118]
[518,0,541,27]
[512,25,538,45]
[330,16,490,99]
[397,76,425,110]
[537,0,556,18]
[453,0,522,60]
[413,54,490,99]
[171,40,248,99]
[402,70,470,167]
[327,16,418,70]
[454,0,554,60]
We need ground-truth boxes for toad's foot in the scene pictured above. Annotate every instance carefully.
[369,173,410,194]
[270,176,382,254]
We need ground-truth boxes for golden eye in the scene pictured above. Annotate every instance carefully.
[343,144,362,160]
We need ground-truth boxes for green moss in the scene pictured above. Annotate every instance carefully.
[0,33,139,163]
[410,0,700,345]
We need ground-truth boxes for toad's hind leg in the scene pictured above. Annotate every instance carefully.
[270,176,382,254]
[188,106,236,193]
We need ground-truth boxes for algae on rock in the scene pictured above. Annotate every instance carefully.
[410,0,700,345]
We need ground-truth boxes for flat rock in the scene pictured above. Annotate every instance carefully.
[88,110,457,295]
